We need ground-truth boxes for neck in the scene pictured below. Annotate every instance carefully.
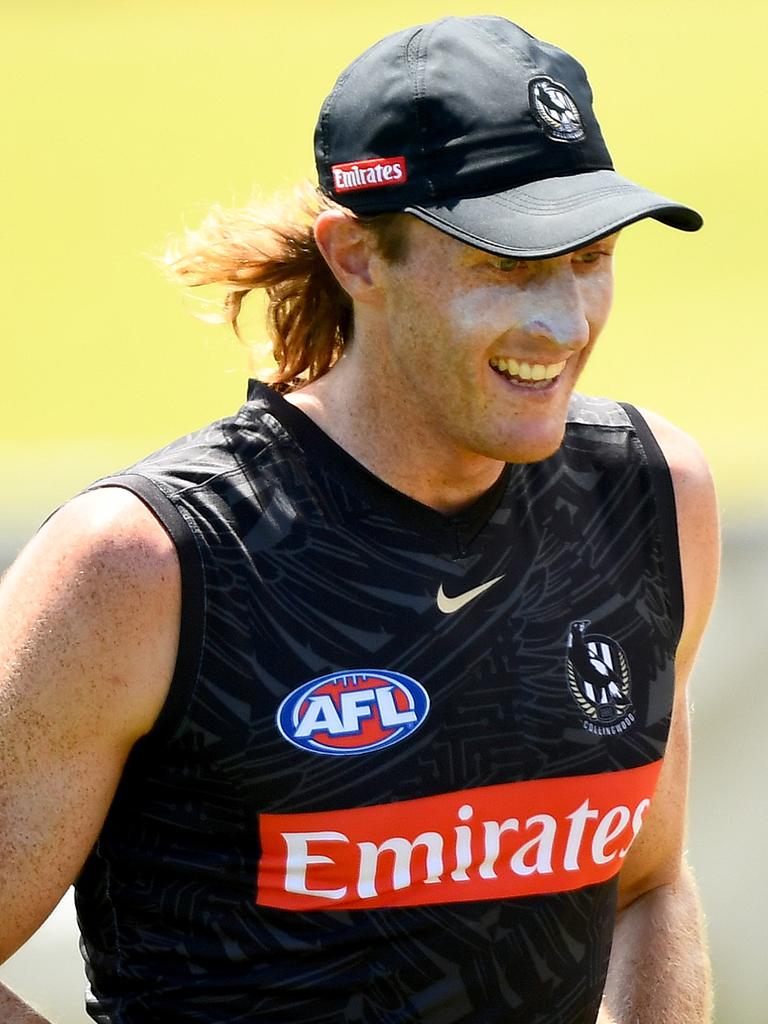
[285,355,505,516]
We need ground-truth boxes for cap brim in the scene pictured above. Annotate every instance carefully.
[404,169,702,258]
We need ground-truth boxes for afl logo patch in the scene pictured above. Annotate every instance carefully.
[529,77,586,143]
[566,620,635,736]
[277,670,430,756]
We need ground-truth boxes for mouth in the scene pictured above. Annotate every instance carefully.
[489,356,568,390]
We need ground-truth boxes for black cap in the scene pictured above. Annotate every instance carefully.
[314,16,702,257]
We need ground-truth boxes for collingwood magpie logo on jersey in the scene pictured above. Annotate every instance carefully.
[277,670,430,756]
[566,620,635,735]
[528,77,586,143]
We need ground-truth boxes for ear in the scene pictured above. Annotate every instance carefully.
[314,210,382,305]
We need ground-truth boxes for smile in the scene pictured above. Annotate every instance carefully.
[489,356,568,389]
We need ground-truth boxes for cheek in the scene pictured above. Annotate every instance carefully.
[583,273,615,332]
[448,286,512,336]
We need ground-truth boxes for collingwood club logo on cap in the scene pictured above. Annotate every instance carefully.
[529,76,586,143]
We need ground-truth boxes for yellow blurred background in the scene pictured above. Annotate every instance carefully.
[1,2,766,1022]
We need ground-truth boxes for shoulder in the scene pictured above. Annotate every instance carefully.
[2,487,181,741]
[636,407,714,493]
[636,407,720,668]
[30,486,180,590]
[634,407,718,567]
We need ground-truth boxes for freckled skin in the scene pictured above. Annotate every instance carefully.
[0,489,180,963]
[298,217,617,513]
[373,220,616,465]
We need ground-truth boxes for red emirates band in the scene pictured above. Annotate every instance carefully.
[257,760,662,911]
[331,156,408,193]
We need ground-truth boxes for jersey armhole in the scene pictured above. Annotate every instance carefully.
[619,403,685,646]
[86,474,206,744]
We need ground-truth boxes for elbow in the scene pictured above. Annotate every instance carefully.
[617,858,696,915]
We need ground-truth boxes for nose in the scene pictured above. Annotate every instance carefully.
[519,269,590,351]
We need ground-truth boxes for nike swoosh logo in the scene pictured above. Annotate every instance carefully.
[436,574,506,614]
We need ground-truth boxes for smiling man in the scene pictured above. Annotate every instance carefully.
[0,15,717,1024]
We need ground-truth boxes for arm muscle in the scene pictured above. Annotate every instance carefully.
[0,488,180,961]
[605,410,719,1023]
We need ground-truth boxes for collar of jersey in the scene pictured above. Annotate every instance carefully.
[241,380,512,550]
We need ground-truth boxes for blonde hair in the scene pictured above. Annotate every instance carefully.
[165,184,407,391]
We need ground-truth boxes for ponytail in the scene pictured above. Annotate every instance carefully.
[165,184,406,391]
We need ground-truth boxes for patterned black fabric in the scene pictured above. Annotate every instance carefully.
[75,382,682,1023]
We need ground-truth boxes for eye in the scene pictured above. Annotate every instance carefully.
[572,249,611,266]
[492,256,528,272]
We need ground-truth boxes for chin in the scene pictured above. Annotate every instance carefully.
[492,426,566,465]
[508,443,564,465]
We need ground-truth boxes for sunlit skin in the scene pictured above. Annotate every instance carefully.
[292,214,619,514]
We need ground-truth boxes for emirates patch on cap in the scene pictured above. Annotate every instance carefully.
[528,77,586,143]
[331,156,408,194]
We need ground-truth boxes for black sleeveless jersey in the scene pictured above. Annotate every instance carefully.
[76,381,682,1024]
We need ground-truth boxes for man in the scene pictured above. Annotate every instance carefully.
[0,15,717,1024]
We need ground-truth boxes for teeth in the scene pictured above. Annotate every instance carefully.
[545,362,565,379]
[491,358,568,382]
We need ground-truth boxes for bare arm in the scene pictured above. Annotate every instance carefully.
[0,985,53,1023]
[600,411,719,1023]
[0,488,181,1016]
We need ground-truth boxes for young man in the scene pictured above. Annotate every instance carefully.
[0,16,717,1024]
